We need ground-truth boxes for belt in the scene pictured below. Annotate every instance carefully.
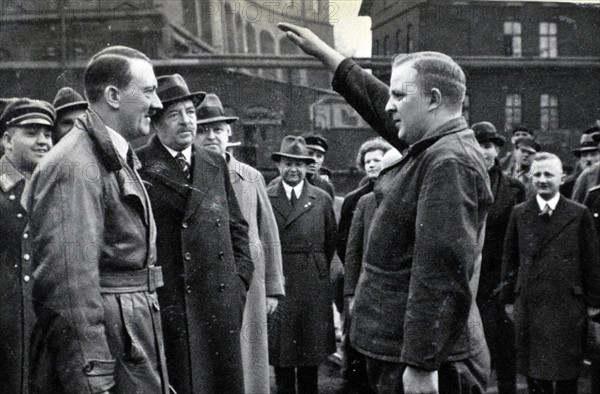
[100,266,163,294]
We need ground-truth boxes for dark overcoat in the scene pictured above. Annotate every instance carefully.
[0,155,34,394]
[24,111,169,394]
[336,180,374,264]
[136,136,253,394]
[502,197,600,380]
[267,180,337,366]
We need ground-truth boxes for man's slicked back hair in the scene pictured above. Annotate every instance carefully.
[84,46,152,103]
[392,51,466,107]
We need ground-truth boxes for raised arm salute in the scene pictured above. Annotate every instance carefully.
[278,23,493,394]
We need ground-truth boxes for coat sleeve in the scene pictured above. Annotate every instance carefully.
[500,209,520,305]
[324,196,338,265]
[332,59,406,151]
[256,173,285,297]
[343,198,366,296]
[400,159,487,370]
[25,162,115,393]
[336,197,353,264]
[572,168,593,203]
[580,207,600,307]
[223,161,254,290]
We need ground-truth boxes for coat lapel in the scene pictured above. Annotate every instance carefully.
[268,181,293,220]
[184,147,218,221]
[139,136,191,199]
[529,196,577,259]
[285,182,316,227]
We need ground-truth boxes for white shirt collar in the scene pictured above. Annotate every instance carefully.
[160,141,192,164]
[536,193,560,211]
[105,126,129,162]
[282,180,304,201]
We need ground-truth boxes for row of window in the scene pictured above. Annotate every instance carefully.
[462,93,559,132]
[506,93,560,131]
[373,24,413,56]
[504,21,558,58]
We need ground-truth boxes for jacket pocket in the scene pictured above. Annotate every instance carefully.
[117,294,146,364]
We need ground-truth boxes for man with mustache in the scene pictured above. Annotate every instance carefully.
[23,46,169,393]
[0,98,54,394]
[277,22,493,393]
[136,76,253,394]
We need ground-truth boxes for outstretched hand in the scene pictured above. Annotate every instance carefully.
[277,22,345,71]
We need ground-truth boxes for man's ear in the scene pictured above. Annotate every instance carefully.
[2,130,13,151]
[428,88,442,111]
[104,86,120,109]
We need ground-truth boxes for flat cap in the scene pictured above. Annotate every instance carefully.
[302,134,328,153]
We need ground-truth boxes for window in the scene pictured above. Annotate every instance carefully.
[406,24,413,53]
[223,3,236,52]
[395,29,402,53]
[505,94,522,131]
[503,22,522,57]
[374,39,379,56]
[383,35,389,56]
[462,94,470,125]
[540,94,559,131]
[259,30,276,79]
[539,22,557,58]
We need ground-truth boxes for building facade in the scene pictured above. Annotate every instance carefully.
[360,0,600,167]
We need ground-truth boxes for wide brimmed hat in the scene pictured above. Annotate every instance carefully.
[472,121,505,147]
[0,98,56,134]
[272,136,316,164]
[53,87,88,116]
[156,74,205,109]
[515,137,540,154]
[573,133,598,157]
[196,93,239,125]
[302,133,328,153]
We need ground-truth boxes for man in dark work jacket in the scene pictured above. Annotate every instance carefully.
[278,23,492,393]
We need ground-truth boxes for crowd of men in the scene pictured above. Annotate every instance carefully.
[1,22,600,394]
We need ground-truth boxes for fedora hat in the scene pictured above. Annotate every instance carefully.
[573,133,598,157]
[271,136,316,164]
[472,121,505,147]
[52,87,87,116]
[155,74,205,109]
[0,98,56,135]
[196,93,239,125]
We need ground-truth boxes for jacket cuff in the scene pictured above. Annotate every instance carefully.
[84,359,116,393]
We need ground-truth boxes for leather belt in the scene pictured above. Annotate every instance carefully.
[100,266,163,294]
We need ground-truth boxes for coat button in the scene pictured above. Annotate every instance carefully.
[184,252,191,261]
[182,221,189,229]
[216,219,221,227]
[218,251,225,260]
[9,194,15,201]
[185,285,192,294]
[23,254,30,261]
[23,233,28,240]
[219,283,226,292]
[17,213,23,218]
[23,275,30,282]
[595,213,599,218]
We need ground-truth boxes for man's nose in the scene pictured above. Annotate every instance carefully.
[150,91,163,110]
[385,97,395,113]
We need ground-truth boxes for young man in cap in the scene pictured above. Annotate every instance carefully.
[277,22,493,393]
[0,98,54,394]
[502,152,600,393]
[136,76,253,394]
[52,87,88,143]
[562,130,600,197]
[500,125,534,174]
[571,126,600,203]
[23,46,169,394]
[508,137,540,198]
[267,135,337,394]
[195,93,285,394]
[472,121,525,394]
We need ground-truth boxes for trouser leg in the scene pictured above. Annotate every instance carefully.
[297,366,318,394]
[275,366,297,394]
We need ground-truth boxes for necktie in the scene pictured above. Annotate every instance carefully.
[539,203,552,218]
[175,152,190,180]
[290,189,297,208]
